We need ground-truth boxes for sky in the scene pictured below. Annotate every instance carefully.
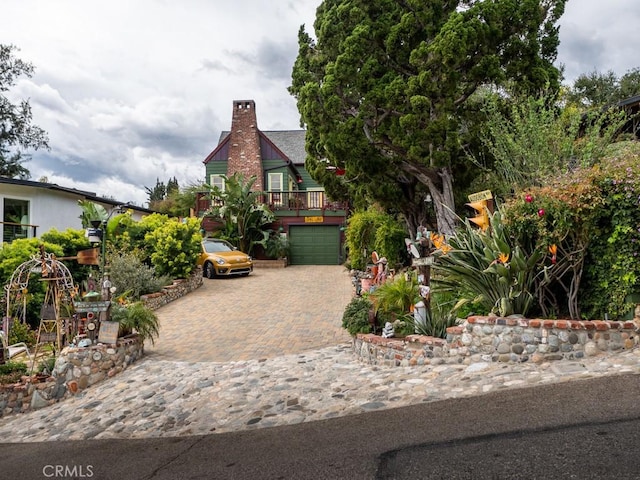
[1,0,639,207]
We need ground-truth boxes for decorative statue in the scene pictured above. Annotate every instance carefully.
[381,322,394,338]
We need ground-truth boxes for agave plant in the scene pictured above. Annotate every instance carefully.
[432,210,543,317]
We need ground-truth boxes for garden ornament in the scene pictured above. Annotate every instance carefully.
[381,322,394,338]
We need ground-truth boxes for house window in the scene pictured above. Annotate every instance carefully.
[268,173,283,206]
[307,189,325,209]
[210,175,226,192]
[209,175,225,206]
[3,198,30,243]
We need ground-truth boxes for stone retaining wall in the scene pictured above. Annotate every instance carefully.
[0,336,143,418]
[354,315,640,367]
[140,266,203,310]
[0,269,202,418]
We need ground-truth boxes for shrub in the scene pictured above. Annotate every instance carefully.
[346,208,407,270]
[371,274,420,317]
[264,233,291,259]
[341,296,374,336]
[108,252,171,300]
[110,302,160,345]
[145,217,202,278]
[501,141,640,319]
[0,361,27,384]
[8,321,37,346]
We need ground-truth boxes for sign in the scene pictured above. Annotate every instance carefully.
[304,216,324,223]
[73,301,111,313]
[97,320,119,344]
[412,256,435,267]
[468,190,493,202]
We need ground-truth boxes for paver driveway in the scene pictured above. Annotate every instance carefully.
[145,265,353,362]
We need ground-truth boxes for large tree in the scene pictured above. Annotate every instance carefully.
[567,68,640,108]
[0,44,49,178]
[290,0,566,235]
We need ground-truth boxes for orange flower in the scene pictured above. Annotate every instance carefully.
[498,252,509,264]
[548,244,557,255]
[440,244,452,254]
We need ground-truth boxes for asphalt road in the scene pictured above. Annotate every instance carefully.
[1,373,638,480]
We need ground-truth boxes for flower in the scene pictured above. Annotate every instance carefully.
[525,194,533,203]
[498,252,509,264]
[549,244,557,265]
[538,209,545,217]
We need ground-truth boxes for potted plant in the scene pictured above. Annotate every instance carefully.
[110,302,160,345]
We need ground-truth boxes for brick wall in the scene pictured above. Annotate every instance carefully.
[227,100,264,191]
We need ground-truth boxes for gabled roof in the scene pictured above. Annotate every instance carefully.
[261,130,307,165]
[0,177,155,214]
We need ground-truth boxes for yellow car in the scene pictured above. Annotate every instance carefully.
[197,239,253,279]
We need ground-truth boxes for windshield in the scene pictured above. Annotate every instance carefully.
[203,240,235,253]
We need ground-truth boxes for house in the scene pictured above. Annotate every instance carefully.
[618,94,640,138]
[197,100,348,265]
[0,177,154,244]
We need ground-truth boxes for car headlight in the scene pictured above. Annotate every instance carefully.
[215,258,226,265]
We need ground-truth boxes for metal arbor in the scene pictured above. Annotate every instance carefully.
[4,248,76,354]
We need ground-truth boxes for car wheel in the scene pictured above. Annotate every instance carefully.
[204,262,217,279]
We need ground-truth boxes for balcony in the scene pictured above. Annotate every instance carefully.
[196,191,348,216]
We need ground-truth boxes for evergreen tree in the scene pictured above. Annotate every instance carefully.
[0,44,49,178]
[290,0,566,235]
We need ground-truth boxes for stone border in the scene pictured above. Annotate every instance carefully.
[0,336,143,418]
[354,316,640,367]
[0,268,203,418]
[140,266,203,310]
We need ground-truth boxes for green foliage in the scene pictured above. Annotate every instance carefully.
[205,173,274,255]
[37,356,56,375]
[145,217,202,278]
[475,93,627,197]
[0,238,63,283]
[108,252,171,300]
[345,208,407,270]
[0,44,49,179]
[40,228,93,286]
[0,361,27,383]
[341,296,374,336]
[580,146,640,318]
[432,211,542,317]
[78,200,109,228]
[567,67,640,108]
[264,232,291,259]
[0,360,27,375]
[501,142,640,319]
[290,0,566,235]
[110,302,160,345]
[8,321,37,346]
[371,274,420,317]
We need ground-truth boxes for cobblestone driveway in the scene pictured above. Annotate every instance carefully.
[145,265,353,362]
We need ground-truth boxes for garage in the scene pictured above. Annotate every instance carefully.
[288,225,341,265]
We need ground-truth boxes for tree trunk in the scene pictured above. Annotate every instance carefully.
[400,162,457,236]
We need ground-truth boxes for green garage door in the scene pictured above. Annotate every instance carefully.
[289,225,340,265]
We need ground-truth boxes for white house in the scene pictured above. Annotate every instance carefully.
[0,178,154,243]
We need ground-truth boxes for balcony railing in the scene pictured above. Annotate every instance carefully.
[1,222,38,243]
[196,190,348,216]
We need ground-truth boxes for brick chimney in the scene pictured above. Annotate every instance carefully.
[226,100,264,191]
